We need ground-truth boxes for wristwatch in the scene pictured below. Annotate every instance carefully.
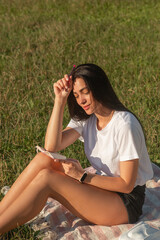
[79,171,87,183]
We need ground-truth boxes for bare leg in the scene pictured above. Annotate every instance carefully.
[0,153,62,215]
[0,168,128,234]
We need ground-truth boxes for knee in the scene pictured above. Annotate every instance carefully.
[32,152,53,170]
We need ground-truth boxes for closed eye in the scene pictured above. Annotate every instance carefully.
[74,93,79,99]
[82,89,89,94]
[73,87,90,98]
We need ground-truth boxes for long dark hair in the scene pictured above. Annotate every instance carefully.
[67,63,129,120]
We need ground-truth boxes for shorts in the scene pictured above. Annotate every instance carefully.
[117,185,146,224]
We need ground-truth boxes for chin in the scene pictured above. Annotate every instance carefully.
[85,109,94,115]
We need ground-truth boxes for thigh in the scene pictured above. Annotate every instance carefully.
[47,170,128,226]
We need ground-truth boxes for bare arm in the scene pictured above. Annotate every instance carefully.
[84,159,139,193]
[60,158,139,194]
[45,97,65,152]
[45,75,80,152]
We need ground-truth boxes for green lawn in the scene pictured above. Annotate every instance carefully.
[0,0,160,238]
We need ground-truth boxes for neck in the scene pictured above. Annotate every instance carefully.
[95,108,114,130]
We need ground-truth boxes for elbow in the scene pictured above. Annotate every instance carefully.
[44,136,62,152]
[119,178,135,193]
[44,143,58,152]
[123,184,134,194]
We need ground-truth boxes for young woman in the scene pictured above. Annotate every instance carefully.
[0,64,153,234]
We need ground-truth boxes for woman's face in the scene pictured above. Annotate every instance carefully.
[73,78,99,115]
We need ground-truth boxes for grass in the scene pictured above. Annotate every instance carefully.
[0,0,160,238]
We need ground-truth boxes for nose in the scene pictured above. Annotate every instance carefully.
[79,94,86,105]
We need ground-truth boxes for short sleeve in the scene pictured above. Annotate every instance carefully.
[116,123,142,161]
[67,118,84,136]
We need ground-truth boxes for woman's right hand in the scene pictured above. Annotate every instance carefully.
[53,74,72,101]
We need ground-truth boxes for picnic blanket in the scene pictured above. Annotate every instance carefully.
[26,163,160,240]
[1,163,160,239]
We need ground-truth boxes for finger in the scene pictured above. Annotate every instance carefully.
[62,76,70,91]
[64,74,69,81]
[54,80,64,90]
[54,159,66,163]
[53,159,59,163]
[55,78,67,92]
[53,83,63,95]
[58,79,66,89]
[64,74,73,90]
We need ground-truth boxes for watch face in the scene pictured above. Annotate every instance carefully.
[80,172,87,183]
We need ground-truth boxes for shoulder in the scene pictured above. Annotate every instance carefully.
[67,115,95,131]
[114,111,141,129]
[113,111,144,138]
[113,111,144,141]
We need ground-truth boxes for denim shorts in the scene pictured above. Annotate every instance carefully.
[117,185,146,223]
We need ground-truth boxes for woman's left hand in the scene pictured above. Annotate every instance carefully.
[54,158,85,181]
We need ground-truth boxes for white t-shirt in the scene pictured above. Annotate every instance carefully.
[67,111,153,186]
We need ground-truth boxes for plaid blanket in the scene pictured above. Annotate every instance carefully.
[27,163,160,240]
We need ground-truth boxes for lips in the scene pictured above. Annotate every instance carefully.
[83,105,90,110]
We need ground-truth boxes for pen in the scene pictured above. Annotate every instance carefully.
[67,65,76,88]
[68,65,76,78]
